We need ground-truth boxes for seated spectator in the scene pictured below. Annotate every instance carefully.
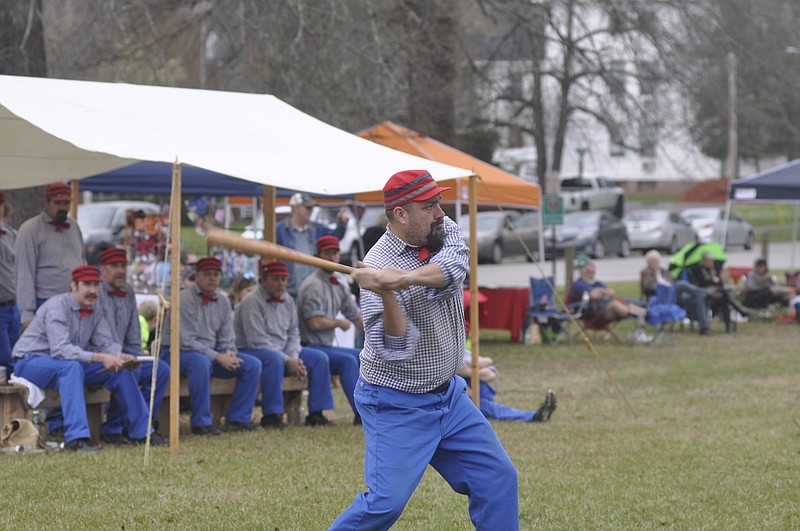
[11,266,158,452]
[160,257,261,435]
[297,236,362,425]
[687,252,749,333]
[458,349,556,423]
[138,299,160,354]
[642,250,711,335]
[743,258,794,309]
[227,272,257,310]
[571,261,647,324]
[234,260,337,428]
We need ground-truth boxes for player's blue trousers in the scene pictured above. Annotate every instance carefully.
[330,375,519,530]
[14,353,150,443]
[0,304,20,372]
[239,347,334,415]
[307,345,359,414]
[160,348,260,427]
[102,359,170,436]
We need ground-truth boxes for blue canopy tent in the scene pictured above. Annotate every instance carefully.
[724,158,800,268]
[79,160,354,199]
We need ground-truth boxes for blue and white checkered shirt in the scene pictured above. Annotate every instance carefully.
[233,285,301,360]
[161,284,237,361]
[358,216,468,393]
[12,292,121,363]
[98,281,142,355]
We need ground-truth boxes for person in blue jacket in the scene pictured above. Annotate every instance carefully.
[275,192,347,297]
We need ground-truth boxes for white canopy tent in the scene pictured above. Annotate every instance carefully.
[0,75,472,192]
[0,75,486,455]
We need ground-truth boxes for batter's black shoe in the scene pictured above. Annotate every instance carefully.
[532,390,557,422]
[100,433,129,445]
[223,421,255,433]
[191,425,221,436]
[305,412,336,427]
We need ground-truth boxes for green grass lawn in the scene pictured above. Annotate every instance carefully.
[3,306,799,529]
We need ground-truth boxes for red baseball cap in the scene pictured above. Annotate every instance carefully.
[100,247,127,265]
[316,235,340,253]
[72,265,100,283]
[260,260,289,277]
[45,182,72,201]
[195,257,222,272]
[383,170,450,211]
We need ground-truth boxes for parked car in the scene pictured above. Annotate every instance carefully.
[77,200,161,253]
[546,210,629,259]
[500,210,541,261]
[559,174,625,217]
[458,210,519,264]
[680,206,755,249]
[622,209,697,254]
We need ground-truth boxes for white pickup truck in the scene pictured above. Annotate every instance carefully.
[559,174,625,217]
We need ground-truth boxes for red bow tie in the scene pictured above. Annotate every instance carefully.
[329,275,339,285]
[78,308,94,319]
[406,245,430,262]
[267,296,284,303]
[49,220,71,232]
[108,289,127,298]
[0,229,5,235]
[199,293,218,305]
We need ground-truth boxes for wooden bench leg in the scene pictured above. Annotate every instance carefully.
[284,390,303,426]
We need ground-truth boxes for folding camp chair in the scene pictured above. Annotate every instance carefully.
[563,291,625,343]
[526,277,576,345]
[645,284,687,346]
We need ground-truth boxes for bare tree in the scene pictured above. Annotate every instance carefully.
[1,0,48,226]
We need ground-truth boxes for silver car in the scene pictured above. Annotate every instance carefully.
[681,206,755,249]
[458,210,519,264]
[623,209,697,254]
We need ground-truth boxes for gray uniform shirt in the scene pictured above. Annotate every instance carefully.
[358,217,469,393]
[15,211,85,322]
[161,284,236,361]
[98,282,142,355]
[0,224,15,302]
[12,292,121,363]
[233,285,301,360]
[297,268,361,346]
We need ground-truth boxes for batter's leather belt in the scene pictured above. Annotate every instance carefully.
[0,299,15,307]
[429,380,450,394]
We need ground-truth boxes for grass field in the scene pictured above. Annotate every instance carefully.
[3,295,798,529]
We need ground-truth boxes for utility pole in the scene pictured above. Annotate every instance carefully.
[726,52,738,180]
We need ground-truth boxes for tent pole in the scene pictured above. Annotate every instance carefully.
[169,161,182,457]
[468,175,480,407]
[263,186,276,244]
[720,198,732,250]
[70,180,80,220]
[792,204,798,270]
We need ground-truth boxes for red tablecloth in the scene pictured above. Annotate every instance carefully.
[464,287,530,342]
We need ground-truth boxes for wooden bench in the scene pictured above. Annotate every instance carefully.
[0,384,110,440]
[156,376,307,429]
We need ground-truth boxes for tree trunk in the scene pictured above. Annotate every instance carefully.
[0,0,48,227]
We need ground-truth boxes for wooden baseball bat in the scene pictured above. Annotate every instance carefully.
[206,228,356,275]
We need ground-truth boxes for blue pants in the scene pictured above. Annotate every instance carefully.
[161,348,260,427]
[0,304,20,372]
[239,347,334,414]
[14,354,150,443]
[676,281,710,330]
[309,345,359,414]
[102,359,170,436]
[464,379,534,422]
[331,376,519,530]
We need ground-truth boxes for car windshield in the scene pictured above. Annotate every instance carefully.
[564,211,599,228]
[77,205,116,229]
[682,208,718,221]
[458,213,506,232]
[560,177,591,188]
[624,211,668,222]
